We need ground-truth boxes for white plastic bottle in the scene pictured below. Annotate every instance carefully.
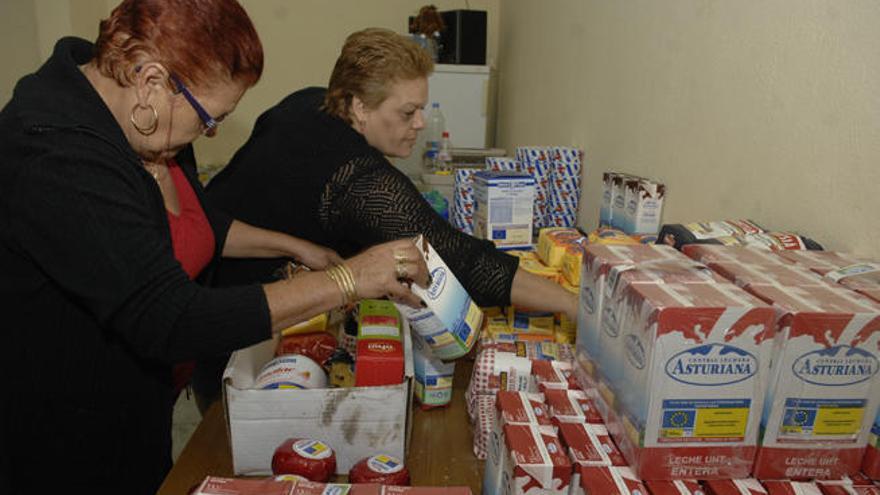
[424,102,446,154]
[437,131,452,172]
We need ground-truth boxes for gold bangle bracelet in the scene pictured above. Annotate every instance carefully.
[335,263,358,303]
[324,266,349,307]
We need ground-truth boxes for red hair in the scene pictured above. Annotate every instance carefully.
[94,0,263,89]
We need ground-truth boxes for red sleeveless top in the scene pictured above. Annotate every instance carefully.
[166,159,215,279]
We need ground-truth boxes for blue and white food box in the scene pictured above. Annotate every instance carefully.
[473,171,536,249]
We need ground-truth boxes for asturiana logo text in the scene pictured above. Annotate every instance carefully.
[665,343,758,386]
[792,345,878,386]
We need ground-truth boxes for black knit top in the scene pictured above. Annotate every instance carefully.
[207,87,519,306]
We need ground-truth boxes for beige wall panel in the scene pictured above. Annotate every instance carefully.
[496,0,880,257]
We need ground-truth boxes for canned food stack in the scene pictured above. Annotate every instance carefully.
[545,146,582,228]
[515,146,553,230]
[452,168,479,234]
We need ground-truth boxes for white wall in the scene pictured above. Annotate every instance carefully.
[496,0,880,258]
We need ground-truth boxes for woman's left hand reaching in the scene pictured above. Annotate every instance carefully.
[292,239,344,270]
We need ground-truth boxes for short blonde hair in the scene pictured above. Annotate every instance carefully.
[324,28,433,124]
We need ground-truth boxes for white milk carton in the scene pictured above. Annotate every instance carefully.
[473,171,536,249]
[611,174,635,230]
[411,331,455,408]
[599,172,618,227]
[609,282,776,480]
[623,178,665,235]
[747,283,880,480]
[396,235,483,360]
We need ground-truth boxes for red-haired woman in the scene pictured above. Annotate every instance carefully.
[0,2,427,493]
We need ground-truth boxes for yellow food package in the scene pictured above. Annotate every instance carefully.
[506,249,540,262]
[561,243,585,286]
[519,257,561,283]
[481,306,506,319]
[280,311,328,337]
[560,278,579,295]
[588,227,638,245]
[507,306,554,335]
[537,228,582,267]
[484,315,511,335]
[554,324,575,344]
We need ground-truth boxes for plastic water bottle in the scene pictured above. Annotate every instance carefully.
[424,102,446,155]
[437,131,452,172]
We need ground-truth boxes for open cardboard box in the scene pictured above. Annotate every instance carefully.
[223,321,415,475]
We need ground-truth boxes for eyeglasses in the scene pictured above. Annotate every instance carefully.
[170,74,218,136]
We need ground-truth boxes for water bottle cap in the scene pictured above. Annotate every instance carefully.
[442,131,449,137]
[432,102,440,108]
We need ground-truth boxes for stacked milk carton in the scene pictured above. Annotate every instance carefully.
[576,244,777,479]
[683,245,880,480]
[515,147,554,230]
[545,147,582,229]
[600,172,665,235]
[451,168,479,235]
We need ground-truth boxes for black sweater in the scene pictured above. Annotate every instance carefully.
[0,38,271,494]
[207,87,519,307]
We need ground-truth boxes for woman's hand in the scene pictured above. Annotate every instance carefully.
[292,239,343,270]
[346,238,429,308]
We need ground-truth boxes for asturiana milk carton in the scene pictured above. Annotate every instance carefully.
[473,171,536,249]
[623,177,665,235]
[746,283,880,480]
[606,281,776,480]
[396,235,483,360]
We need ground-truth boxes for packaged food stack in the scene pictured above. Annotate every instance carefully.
[472,170,536,249]
[465,339,574,459]
[485,156,520,172]
[515,146,553,230]
[572,466,647,495]
[483,391,558,493]
[483,423,572,495]
[452,168,479,235]
[774,250,880,304]
[600,172,665,235]
[659,219,823,251]
[683,246,880,480]
[545,146,582,228]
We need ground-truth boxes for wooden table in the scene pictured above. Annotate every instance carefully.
[158,360,483,494]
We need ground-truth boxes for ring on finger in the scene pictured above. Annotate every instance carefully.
[395,259,408,280]
[393,249,409,263]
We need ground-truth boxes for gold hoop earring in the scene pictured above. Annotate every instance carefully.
[130,102,158,136]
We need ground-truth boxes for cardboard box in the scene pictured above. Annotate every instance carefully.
[610,174,635,230]
[707,261,826,288]
[556,422,624,472]
[747,284,880,480]
[411,332,455,408]
[572,466,646,495]
[816,474,880,495]
[473,171,536,249]
[606,282,776,480]
[644,480,705,495]
[599,172,618,227]
[703,479,768,495]
[683,245,795,266]
[223,327,414,475]
[762,481,823,495]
